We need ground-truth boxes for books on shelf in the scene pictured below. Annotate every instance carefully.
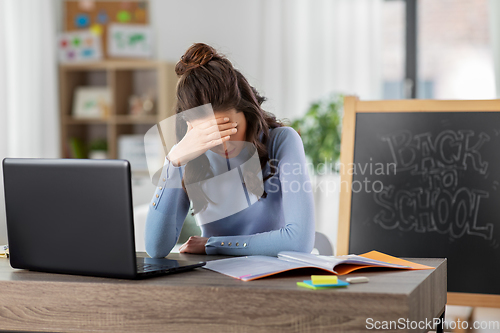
[118,134,148,171]
[204,250,434,281]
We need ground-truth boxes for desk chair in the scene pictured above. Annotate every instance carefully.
[313,231,334,255]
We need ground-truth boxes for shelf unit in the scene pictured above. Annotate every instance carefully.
[59,60,178,160]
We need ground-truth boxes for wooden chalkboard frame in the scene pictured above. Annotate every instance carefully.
[337,96,500,308]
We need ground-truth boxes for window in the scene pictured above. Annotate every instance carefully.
[382,0,406,99]
[382,0,495,99]
[419,0,495,99]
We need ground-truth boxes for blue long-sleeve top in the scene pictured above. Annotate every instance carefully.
[144,126,315,258]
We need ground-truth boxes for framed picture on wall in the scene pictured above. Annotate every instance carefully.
[108,24,154,58]
[58,31,103,63]
[72,87,111,119]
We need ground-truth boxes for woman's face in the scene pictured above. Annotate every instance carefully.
[211,108,247,158]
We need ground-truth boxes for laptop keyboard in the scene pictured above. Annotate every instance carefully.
[137,263,172,273]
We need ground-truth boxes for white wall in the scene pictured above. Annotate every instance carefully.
[149,0,266,110]
[149,0,382,120]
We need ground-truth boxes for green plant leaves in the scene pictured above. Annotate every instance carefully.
[291,94,343,174]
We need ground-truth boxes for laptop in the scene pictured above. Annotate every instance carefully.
[2,158,205,279]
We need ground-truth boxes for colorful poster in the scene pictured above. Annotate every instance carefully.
[65,1,149,58]
[58,31,102,63]
[108,24,153,58]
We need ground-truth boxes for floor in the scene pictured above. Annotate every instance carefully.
[438,305,500,333]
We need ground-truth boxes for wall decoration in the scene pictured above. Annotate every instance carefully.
[78,0,95,11]
[64,1,149,58]
[72,87,111,119]
[108,24,153,58]
[121,1,133,9]
[58,31,102,63]
[75,14,90,28]
[134,8,146,20]
[90,23,103,36]
[117,10,132,22]
[97,10,109,24]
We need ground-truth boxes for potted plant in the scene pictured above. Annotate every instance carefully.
[291,93,343,173]
[88,139,108,159]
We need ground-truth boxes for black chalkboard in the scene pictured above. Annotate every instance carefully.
[348,111,500,295]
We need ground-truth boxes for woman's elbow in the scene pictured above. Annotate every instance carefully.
[145,234,176,258]
[144,212,178,258]
[283,229,315,254]
[145,244,172,259]
[289,238,314,253]
[145,245,165,259]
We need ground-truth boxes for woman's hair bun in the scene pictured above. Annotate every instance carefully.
[175,43,218,76]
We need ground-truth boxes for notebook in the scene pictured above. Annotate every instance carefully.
[204,250,434,281]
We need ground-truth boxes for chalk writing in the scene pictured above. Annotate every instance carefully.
[374,129,494,240]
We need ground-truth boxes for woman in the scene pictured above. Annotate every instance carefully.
[145,43,315,257]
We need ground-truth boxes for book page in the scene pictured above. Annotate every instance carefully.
[334,254,410,268]
[204,251,433,281]
[203,255,331,281]
[278,251,411,270]
[277,252,343,270]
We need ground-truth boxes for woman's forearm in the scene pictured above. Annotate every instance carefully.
[204,180,315,256]
[144,160,190,258]
[205,217,315,256]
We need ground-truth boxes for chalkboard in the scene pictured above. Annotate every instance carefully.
[337,97,500,303]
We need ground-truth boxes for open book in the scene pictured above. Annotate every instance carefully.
[204,250,434,281]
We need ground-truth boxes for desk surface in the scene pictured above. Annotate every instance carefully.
[0,253,446,333]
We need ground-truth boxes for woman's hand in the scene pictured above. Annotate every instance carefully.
[179,236,209,254]
[167,117,238,166]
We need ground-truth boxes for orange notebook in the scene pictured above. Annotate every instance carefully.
[204,250,434,281]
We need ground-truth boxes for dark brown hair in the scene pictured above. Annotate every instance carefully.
[175,43,282,214]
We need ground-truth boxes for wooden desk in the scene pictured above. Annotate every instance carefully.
[0,254,446,333]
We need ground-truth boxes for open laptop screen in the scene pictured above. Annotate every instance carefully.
[3,158,137,278]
